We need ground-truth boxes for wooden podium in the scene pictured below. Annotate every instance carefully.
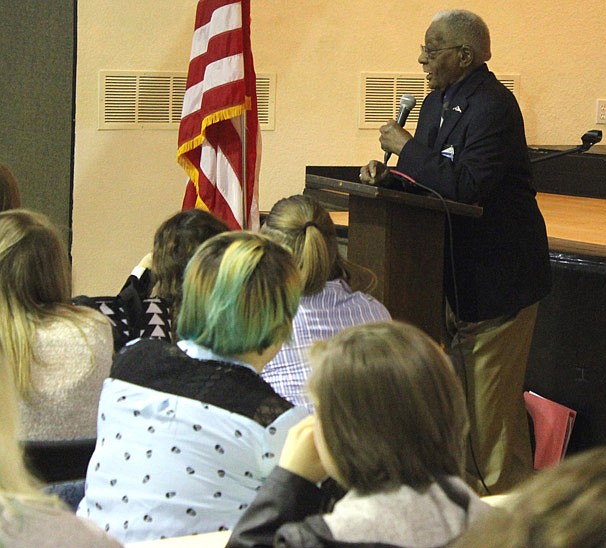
[305,172,482,340]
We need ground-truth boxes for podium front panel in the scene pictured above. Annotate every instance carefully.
[347,194,445,340]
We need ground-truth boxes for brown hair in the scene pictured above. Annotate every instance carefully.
[152,208,229,318]
[308,321,468,493]
[0,164,21,212]
[261,194,376,295]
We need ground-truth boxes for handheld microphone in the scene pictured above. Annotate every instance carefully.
[384,94,416,164]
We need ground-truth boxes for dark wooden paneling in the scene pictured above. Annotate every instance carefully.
[0,1,75,246]
[525,252,606,454]
[530,147,606,199]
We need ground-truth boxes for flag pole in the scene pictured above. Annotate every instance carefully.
[241,110,248,229]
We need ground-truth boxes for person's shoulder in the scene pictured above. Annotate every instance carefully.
[461,75,521,126]
[233,373,299,426]
[470,68,519,106]
[328,280,391,318]
[113,337,182,368]
[49,303,113,336]
[61,310,114,357]
[273,518,328,548]
[37,309,111,341]
[6,501,122,547]
[446,475,496,522]
[111,338,200,388]
[74,307,113,334]
[58,510,124,547]
[118,336,175,354]
[274,513,360,548]
[349,293,392,318]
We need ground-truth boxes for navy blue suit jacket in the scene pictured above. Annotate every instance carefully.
[396,64,551,321]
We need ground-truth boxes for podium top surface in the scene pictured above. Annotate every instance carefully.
[305,173,483,218]
[326,194,606,258]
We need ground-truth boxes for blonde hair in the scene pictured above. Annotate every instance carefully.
[0,209,107,398]
[0,352,53,513]
[261,194,376,295]
[308,321,469,493]
[177,231,302,356]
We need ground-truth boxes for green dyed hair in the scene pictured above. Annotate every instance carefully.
[177,231,301,356]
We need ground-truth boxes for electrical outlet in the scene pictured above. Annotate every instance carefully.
[597,99,606,125]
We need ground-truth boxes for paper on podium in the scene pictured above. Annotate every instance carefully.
[524,390,576,470]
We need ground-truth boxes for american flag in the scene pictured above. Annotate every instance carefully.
[177,0,260,230]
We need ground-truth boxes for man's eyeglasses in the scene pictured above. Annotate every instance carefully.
[420,44,463,60]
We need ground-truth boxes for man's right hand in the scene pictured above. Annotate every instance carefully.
[360,160,390,186]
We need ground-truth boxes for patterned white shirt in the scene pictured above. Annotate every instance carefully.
[77,377,307,543]
[261,279,391,409]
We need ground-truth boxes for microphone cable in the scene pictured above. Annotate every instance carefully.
[388,168,492,496]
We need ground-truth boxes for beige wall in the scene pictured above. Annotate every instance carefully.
[72,0,605,295]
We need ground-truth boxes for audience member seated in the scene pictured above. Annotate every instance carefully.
[0,163,21,211]
[452,447,606,547]
[77,231,309,543]
[0,210,113,441]
[228,321,494,547]
[0,353,122,547]
[260,194,391,409]
[75,208,229,350]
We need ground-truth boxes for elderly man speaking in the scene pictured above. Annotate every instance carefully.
[361,10,551,495]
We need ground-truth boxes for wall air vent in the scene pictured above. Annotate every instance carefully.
[99,71,186,129]
[496,74,520,95]
[99,70,275,131]
[255,73,276,130]
[360,72,520,129]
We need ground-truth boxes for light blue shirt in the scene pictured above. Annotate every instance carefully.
[77,374,308,543]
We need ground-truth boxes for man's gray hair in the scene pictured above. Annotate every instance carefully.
[433,10,491,63]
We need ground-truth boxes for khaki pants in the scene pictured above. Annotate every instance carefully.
[445,302,538,495]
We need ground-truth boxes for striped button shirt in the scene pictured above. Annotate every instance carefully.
[261,279,391,410]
